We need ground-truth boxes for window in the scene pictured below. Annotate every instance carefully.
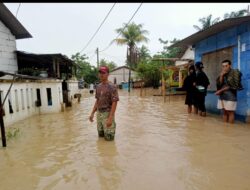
[8,92,13,114]
[36,89,41,107]
[46,88,52,106]
[202,47,233,91]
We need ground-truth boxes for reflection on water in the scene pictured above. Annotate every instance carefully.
[0,88,250,190]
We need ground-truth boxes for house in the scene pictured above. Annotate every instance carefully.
[175,46,194,87]
[171,16,250,123]
[109,66,137,85]
[16,51,81,106]
[16,51,78,79]
[175,46,194,66]
[0,3,32,77]
[0,3,81,126]
[152,47,194,88]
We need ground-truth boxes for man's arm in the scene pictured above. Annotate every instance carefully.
[89,100,98,122]
[215,85,230,95]
[215,71,227,95]
[106,101,117,127]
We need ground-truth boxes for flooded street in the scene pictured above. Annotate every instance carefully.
[0,88,250,190]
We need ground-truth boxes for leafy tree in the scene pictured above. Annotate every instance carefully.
[193,14,220,31]
[136,60,161,88]
[99,58,117,71]
[224,9,248,19]
[154,38,181,66]
[71,52,98,84]
[112,22,149,68]
[138,45,151,63]
[136,38,182,88]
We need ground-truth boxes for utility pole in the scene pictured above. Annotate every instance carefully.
[96,48,99,68]
[128,47,131,93]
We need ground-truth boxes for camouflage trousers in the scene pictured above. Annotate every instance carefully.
[96,111,116,141]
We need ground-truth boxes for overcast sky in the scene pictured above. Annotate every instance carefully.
[4,3,250,67]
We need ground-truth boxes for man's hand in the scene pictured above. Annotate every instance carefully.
[220,70,227,77]
[106,117,113,127]
[89,113,94,122]
[215,86,230,96]
[215,90,222,96]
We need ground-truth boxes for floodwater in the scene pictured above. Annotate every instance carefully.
[0,88,250,190]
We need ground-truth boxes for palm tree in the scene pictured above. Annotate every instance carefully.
[112,22,149,92]
[112,22,149,68]
[224,9,248,19]
[138,45,151,63]
[193,14,220,31]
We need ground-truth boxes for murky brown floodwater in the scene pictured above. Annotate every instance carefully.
[0,88,250,190]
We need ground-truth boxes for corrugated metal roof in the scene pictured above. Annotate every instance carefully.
[0,3,32,39]
[171,15,250,48]
[16,51,79,67]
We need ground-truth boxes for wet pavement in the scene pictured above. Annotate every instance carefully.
[0,88,250,190]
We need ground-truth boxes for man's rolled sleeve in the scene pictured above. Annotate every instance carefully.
[111,87,119,102]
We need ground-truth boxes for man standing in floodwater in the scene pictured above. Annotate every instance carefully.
[215,60,243,124]
[89,66,119,141]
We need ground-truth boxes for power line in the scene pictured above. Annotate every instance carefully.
[79,3,116,54]
[99,2,143,53]
[16,3,21,18]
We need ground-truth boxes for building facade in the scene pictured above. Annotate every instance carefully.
[172,16,250,122]
[0,3,81,126]
[109,66,137,85]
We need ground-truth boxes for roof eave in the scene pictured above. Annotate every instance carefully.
[0,3,32,40]
[170,16,250,48]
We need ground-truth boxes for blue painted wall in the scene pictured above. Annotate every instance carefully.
[195,21,250,122]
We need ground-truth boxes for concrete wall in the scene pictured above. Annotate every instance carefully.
[109,67,137,85]
[67,79,82,104]
[0,79,64,126]
[175,47,194,66]
[0,20,83,127]
[194,21,250,122]
[0,20,18,76]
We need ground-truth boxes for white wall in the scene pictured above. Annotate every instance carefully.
[175,47,194,66]
[109,67,137,85]
[0,20,84,127]
[67,79,82,104]
[0,79,64,126]
[0,20,18,77]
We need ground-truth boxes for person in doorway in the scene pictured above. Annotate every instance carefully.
[194,61,210,117]
[215,60,243,124]
[89,66,119,141]
[182,64,198,114]
[89,83,94,94]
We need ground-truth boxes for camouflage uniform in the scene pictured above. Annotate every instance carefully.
[96,111,116,141]
[95,82,119,141]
